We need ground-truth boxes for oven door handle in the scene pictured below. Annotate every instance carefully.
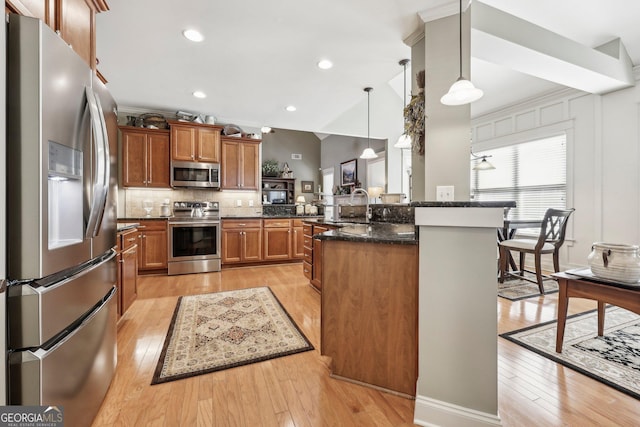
[169,221,220,226]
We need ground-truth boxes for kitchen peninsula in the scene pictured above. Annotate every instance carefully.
[315,221,419,397]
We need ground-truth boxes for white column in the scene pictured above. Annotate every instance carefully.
[414,206,503,427]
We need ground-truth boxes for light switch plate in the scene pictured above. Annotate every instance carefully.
[291,153,302,160]
[436,185,454,201]
[248,200,254,207]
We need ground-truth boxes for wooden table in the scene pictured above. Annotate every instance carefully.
[553,271,640,353]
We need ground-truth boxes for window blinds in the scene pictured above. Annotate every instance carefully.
[471,135,567,221]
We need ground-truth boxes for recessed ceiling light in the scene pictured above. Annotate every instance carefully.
[317,59,333,70]
[285,105,297,112]
[193,91,206,99]
[183,29,204,42]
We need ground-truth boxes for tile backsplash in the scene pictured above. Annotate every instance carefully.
[120,188,262,218]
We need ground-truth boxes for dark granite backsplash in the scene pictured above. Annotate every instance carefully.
[262,204,326,217]
[371,204,414,224]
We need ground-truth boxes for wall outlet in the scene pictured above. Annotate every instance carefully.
[291,153,302,160]
[248,200,254,207]
[436,185,454,201]
[236,199,242,207]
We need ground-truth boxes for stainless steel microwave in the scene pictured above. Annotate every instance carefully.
[171,161,220,188]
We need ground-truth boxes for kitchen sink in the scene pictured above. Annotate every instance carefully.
[339,224,371,236]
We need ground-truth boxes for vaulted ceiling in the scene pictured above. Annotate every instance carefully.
[96,0,640,133]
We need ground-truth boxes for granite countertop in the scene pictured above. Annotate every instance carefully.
[222,215,324,220]
[315,222,418,245]
[117,222,140,232]
[119,216,171,220]
[410,201,516,208]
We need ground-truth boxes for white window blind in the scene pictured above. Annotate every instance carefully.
[471,135,567,221]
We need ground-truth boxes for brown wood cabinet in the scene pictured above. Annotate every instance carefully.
[136,219,168,273]
[292,219,305,259]
[263,219,292,261]
[117,227,138,319]
[120,126,171,188]
[321,239,418,397]
[303,223,338,291]
[168,120,222,163]
[6,0,108,69]
[221,219,262,264]
[221,137,260,190]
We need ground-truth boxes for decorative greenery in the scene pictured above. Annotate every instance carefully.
[262,159,280,176]
[404,70,425,156]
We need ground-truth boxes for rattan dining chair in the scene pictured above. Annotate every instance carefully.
[498,208,575,294]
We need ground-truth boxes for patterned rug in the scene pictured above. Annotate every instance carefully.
[500,307,640,399]
[498,272,559,301]
[152,286,314,385]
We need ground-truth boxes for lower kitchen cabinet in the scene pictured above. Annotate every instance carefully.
[137,219,168,273]
[263,219,292,261]
[292,219,305,259]
[303,222,338,291]
[117,228,138,319]
[222,219,262,264]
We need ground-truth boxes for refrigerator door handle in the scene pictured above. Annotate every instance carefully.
[84,86,110,238]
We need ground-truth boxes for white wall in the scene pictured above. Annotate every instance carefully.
[321,82,405,194]
[471,71,640,270]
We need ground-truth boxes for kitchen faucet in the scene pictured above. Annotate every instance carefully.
[350,188,371,222]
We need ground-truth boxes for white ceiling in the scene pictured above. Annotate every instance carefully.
[96,0,640,133]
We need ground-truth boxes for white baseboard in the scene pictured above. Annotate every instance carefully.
[414,395,502,427]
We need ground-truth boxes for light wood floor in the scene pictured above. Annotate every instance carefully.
[93,264,639,426]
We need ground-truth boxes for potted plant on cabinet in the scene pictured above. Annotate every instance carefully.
[262,159,280,177]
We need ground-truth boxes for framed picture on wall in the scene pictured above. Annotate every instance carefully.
[340,159,357,186]
[301,181,314,193]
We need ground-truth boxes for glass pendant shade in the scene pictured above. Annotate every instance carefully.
[472,157,495,170]
[360,147,377,159]
[394,133,412,149]
[441,77,484,106]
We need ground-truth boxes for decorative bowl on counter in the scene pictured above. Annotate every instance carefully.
[587,242,640,284]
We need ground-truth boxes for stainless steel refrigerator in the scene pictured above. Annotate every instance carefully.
[5,14,118,427]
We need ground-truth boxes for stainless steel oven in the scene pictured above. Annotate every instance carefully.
[168,201,221,275]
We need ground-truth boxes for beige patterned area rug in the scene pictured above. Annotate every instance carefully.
[152,286,313,385]
[500,307,640,400]
[498,272,559,301]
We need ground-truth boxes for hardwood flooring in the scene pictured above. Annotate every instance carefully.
[93,264,639,426]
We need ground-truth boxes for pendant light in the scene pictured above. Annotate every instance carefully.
[360,87,378,159]
[394,59,412,149]
[440,0,483,106]
[471,150,495,170]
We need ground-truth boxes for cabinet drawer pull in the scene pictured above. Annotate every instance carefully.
[126,238,137,242]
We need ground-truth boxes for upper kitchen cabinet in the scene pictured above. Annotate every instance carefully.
[120,126,171,188]
[168,120,223,163]
[221,137,261,190]
[5,0,109,69]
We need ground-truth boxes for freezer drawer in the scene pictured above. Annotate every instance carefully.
[8,249,116,349]
[8,287,117,427]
